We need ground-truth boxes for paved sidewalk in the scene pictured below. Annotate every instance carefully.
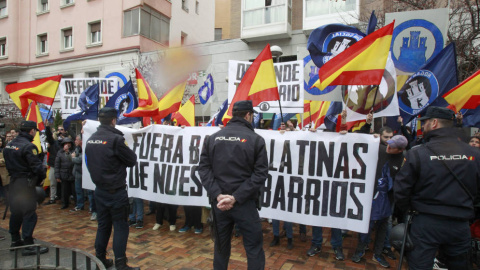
[0,200,406,269]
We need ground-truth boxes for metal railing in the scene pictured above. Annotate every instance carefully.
[1,244,106,270]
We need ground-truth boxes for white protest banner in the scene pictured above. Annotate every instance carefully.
[228,60,304,114]
[83,121,378,233]
[58,78,118,118]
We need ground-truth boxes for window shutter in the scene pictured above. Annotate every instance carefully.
[0,39,6,45]
[0,0,6,9]
[64,29,72,36]
[41,0,48,5]
[40,35,47,41]
[90,23,101,32]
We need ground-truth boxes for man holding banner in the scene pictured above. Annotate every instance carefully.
[199,100,268,270]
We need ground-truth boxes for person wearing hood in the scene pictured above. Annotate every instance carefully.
[55,137,75,210]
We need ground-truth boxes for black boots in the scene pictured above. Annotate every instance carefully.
[96,254,114,269]
[287,238,293,250]
[269,236,280,247]
[115,257,140,270]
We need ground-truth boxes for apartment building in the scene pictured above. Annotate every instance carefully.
[0,0,214,119]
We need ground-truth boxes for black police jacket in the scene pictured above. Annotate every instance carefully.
[85,125,137,190]
[394,128,480,220]
[198,116,268,204]
[3,132,46,181]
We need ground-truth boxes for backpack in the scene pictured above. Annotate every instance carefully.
[370,162,393,220]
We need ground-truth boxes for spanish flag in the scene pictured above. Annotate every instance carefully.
[297,100,324,128]
[443,69,480,112]
[6,75,62,117]
[153,80,187,123]
[312,22,394,90]
[124,69,159,117]
[26,101,45,153]
[172,95,195,126]
[222,44,279,124]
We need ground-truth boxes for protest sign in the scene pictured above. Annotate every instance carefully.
[83,121,379,233]
[228,60,304,114]
[58,78,118,118]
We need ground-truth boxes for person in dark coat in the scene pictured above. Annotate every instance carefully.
[395,106,480,269]
[55,137,75,210]
[85,107,139,270]
[199,100,268,270]
[3,121,49,256]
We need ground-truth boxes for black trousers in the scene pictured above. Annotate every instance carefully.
[9,177,37,244]
[94,188,130,258]
[61,180,75,207]
[408,213,472,270]
[183,206,202,229]
[213,200,264,270]
[154,203,178,225]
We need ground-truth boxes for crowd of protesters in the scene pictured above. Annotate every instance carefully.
[0,107,479,269]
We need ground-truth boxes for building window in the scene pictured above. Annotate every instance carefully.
[195,1,199,14]
[243,0,286,27]
[89,21,101,44]
[39,0,49,12]
[37,34,48,54]
[62,28,73,49]
[305,0,356,18]
[87,71,99,78]
[0,0,7,17]
[214,28,222,41]
[123,8,140,37]
[64,0,73,4]
[0,37,6,57]
[124,7,169,45]
[182,0,188,12]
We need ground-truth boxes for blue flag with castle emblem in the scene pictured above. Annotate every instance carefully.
[105,80,141,125]
[198,74,214,105]
[398,43,458,125]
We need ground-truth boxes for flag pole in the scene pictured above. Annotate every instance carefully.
[45,75,63,125]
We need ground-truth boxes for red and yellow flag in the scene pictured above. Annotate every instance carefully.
[6,75,62,117]
[348,120,367,132]
[297,100,322,128]
[26,101,45,153]
[172,95,196,127]
[222,44,279,124]
[124,69,159,117]
[312,22,394,90]
[443,69,480,112]
[153,80,187,123]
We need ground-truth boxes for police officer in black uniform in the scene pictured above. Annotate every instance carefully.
[199,100,268,270]
[85,107,139,270]
[4,120,49,256]
[394,106,480,269]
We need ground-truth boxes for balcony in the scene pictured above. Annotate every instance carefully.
[241,0,292,42]
[303,0,359,35]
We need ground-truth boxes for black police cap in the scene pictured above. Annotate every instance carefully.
[232,100,258,113]
[418,106,455,121]
[98,107,118,118]
[20,120,38,131]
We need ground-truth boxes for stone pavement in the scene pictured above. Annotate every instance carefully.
[0,199,407,270]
